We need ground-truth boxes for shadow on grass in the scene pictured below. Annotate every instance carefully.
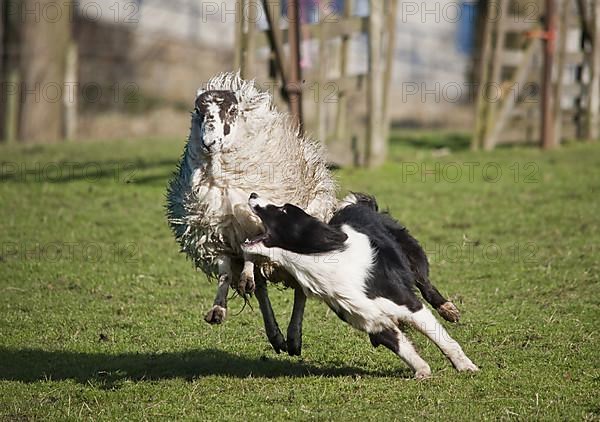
[0,348,401,386]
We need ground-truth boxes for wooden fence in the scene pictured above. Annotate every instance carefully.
[234,0,397,167]
[473,0,600,150]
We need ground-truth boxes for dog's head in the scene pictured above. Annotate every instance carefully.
[242,193,347,258]
[191,90,240,154]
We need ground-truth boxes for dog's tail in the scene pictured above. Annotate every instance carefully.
[379,213,461,323]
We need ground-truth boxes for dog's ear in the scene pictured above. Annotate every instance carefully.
[351,192,379,212]
[306,222,348,253]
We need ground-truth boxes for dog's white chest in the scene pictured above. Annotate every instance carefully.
[289,227,375,315]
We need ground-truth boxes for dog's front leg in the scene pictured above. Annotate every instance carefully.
[204,256,231,324]
[286,288,306,356]
[238,253,256,295]
[254,273,287,354]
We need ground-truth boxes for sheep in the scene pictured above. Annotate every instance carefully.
[166,71,338,354]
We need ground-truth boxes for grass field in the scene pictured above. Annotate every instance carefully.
[0,133,598,420]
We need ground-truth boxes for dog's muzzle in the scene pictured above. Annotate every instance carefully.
[248,193,269,211]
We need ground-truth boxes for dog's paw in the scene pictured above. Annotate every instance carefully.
[204,305,227,324]
[438,301,460,323]
[237,271,255,296]
[414,366,432,380]
[267,331,287,354]
[455,358,479,372]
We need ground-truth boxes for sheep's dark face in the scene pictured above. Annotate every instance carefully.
[192,90,239,154]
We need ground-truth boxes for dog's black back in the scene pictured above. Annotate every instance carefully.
[330,202,425,313]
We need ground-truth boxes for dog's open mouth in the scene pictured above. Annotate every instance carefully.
[244,194,271,247]
[243,231,269,246]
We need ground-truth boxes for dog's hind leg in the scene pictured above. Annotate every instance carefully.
[254,274,287,354]
[369,327,431,379]
[379,214,460,323]
[407,307,478,372]
[416,278,460,323]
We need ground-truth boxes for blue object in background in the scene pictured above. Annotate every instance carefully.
[456,1,478,55]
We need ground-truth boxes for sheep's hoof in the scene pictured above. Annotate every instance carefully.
[437,301,460,323]
[287,335,302,356]
[267,331,287,354]
[204,305,227,324]
[238,272,255,295]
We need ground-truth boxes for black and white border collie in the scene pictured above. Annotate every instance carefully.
[243,192,478,378]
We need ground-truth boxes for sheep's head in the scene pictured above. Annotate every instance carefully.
[192,90,239,154]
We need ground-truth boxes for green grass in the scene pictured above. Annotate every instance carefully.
[0,133,598,420]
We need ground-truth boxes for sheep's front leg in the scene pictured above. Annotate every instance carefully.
[238,254,256,295]
[204,256,231,324]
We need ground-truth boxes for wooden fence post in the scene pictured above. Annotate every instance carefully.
[334,0,352,153]
[483,0,508,151]
[241,0,257,80]
[287,0,303,130]
[64,40,78,141]
[382,0,398,145]
[472,0,494,150]
[366,0,385,167]
[0,0,5,142]
[587,0,600,141]
[4,69,19,143]
[553,0,569,144]
[234,0,243,71]
[19,0,71,142]
[541,0,558,149]
[316,6,328,143]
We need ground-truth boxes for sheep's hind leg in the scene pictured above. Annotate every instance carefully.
[369,326,431,379]
[254,274,287,353]
[286,288,306,356]
[238,255,256,295]
[204,256,231,324]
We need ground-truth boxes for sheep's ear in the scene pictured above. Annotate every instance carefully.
[195,88,206,99]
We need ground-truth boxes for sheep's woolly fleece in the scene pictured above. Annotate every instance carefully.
[166,72,338,278]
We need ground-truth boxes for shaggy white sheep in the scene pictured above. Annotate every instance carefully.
[166,72,338,354]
